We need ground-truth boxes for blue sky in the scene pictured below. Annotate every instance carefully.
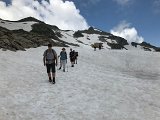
[68,0,160,46]
[2,0,160,46]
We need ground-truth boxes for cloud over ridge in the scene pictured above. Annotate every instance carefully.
[0,0,89,30]
[110,21,144,43]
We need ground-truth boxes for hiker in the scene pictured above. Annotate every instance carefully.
[74,51,78,64]
[69,48,75,67]
[93,45,96,51]
[58,48,67,72]
[99,43,101,50]
[43,44,58,84]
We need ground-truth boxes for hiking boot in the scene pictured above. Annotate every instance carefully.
[58,67,61,70]
[49,77,52,82]
[63,69,65,72]
[71,65,74,67]
[52,77,55,84]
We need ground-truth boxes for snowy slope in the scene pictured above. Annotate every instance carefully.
[0,19,37,32]
[60,30,152,51]
[60,30,78,44]
[124,44,156,52]
[61,30,113,49]
[0,46,160,120]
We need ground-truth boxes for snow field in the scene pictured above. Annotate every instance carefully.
[0,46,160,120]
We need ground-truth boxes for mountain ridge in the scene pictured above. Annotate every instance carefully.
[0,17,159,52]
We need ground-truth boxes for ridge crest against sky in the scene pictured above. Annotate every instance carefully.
[0,0,89,30]
[0,0,160,46]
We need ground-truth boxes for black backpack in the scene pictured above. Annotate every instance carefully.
[75,52,78,57]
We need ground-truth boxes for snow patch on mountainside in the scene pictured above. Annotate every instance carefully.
[61,31,77,44]
[0,20,37,31]
[60,31,112,49]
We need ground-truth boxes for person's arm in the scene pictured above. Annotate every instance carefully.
[65,52,67,59]
[55,55,58,66]
[43,51,46,66]
[43,56,46,66]
[58,51,61,58]
[65,52,67,63]
[54,51,58,66]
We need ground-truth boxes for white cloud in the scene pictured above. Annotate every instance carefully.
[64,0,101,5]
[0,0,89,30]
[110,21,144,43]
[153,0,160,14]
[63,0,101,8]
[113,0,132,5]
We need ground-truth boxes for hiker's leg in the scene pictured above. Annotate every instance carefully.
[48,73,51,77]
[46,64,51,75]
[73,58,75,65]
[62,60,65,69]
[71,61,74,67]
[46,64,52,82]
[70,58,72,65]
[51,63,56,77]
[52,73,55,78]
[59,60,62,69]
[62,60,66,71]
[51,63,56,83]
[60,60,62,67]
[64,60,66,69]
[52,72,55,84]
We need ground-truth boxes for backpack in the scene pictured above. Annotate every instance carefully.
[75,52,78,57]
[70,51,75,58]
[45,49,57,60]
[60,51,67,60]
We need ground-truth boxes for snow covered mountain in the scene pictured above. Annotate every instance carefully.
[0,17,160,51]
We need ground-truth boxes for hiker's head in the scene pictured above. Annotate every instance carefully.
[70,48,72,51]
[48,44,52,49]
[62,48,65,51]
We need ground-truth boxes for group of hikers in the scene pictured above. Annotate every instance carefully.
[92,43,102,51]
[43,44,78,84]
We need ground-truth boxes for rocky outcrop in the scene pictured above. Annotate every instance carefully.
[73,31,84,38]
[0,26,77,51]
[131,42,160,52]
[0,17,79,51]
[0,26,55,51]
[80,27,112,36]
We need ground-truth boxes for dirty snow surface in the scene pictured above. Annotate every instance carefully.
[0,46,160,120]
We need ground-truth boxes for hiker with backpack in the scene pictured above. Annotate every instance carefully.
[58,48,67,72]
[69,48,75,67]
[43,44,58,84]
[93,45,96,51]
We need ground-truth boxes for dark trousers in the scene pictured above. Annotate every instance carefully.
[46,63,55,73]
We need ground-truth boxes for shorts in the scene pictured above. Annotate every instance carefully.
[70,57,75,62]
[46,63,56,73]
